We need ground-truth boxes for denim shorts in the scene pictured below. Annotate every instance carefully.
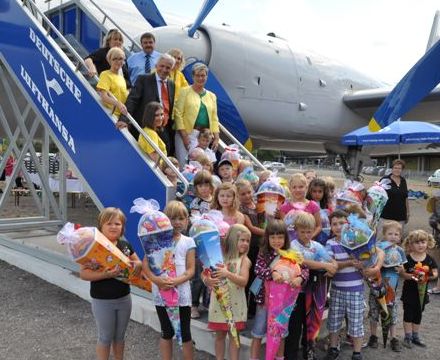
[251,305,267,338]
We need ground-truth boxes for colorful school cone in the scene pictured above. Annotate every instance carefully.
[305,271,328,344]
[130,198,182,345]
[57,223,152,292]
[265,249,303,360]
[366,271,391,347]
[414,262,430,311]
[365,179,390,229]
[213,277,240,348]
[189,216,239,347]
[256,177,286,228]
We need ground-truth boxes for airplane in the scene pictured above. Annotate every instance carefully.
[32,0,440,177]
[93,0,440,157]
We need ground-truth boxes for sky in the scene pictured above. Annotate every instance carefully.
[154,0,440,85]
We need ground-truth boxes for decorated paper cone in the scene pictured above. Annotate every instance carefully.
[381,304,394,348]
[256,180,285,229]
[265,249,302,360]
[305,271,327,343]
[189,217,239,347]
[340,214,377,267]
[213,278,240,348]
[414,262,430,311]
[57,223,151,292]
[266,281,300,360]
[131,198,182,345]
[365,179,390,229]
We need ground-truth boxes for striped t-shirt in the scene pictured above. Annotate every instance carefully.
[325,238,364,292]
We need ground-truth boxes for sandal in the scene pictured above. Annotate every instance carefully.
[428,287,440,294]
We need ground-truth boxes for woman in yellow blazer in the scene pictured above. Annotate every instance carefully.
[167,48,189,102]
[174,63,220,166]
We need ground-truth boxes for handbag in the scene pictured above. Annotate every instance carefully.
[249,277,263,296]
[249,255,279,296]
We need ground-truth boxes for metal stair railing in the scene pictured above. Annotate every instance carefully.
[44,0,142,53]
[219,123,266,170]
[82,0,142,53]
[22,0,189,197]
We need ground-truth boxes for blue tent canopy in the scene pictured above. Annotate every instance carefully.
[341,121,440,146]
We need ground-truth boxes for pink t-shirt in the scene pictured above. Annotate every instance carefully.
[280,200,320,216]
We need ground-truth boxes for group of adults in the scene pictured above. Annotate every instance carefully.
[84,29,220,166]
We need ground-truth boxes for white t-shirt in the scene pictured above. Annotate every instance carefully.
[152,234,196,306]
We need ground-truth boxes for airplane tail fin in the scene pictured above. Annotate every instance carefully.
[426,10,440,52]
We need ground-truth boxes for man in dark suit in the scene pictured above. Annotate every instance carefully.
[117,53,176,155]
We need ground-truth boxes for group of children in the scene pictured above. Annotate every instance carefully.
[84,164,439,360]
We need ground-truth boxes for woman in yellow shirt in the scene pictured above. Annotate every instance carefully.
[167,48,189,102]
[138,101,167,163]
[96,47,128,117]
[174,63,220,166]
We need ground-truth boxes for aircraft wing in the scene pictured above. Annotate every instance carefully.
[343,86,440,123]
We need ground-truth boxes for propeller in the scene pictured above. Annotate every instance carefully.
[131,0,167,28]
[187,0,219,37]
[369,31,440,131]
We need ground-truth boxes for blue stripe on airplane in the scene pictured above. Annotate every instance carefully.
[131,0,167,28]
[369,38,440,131]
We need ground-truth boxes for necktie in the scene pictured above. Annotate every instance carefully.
[161,80,170,127]
[145,54,151,74]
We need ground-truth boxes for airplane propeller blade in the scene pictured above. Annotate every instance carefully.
[131,0,167,28]
[182,61,252,150]
[188,0,219,37]
[369,37,440,131]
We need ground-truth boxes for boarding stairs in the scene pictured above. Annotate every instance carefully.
[0,0,264,253]
[0,0,189,255]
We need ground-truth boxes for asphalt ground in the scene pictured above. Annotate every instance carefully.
[0,260,214,360]
[2,257,440,360]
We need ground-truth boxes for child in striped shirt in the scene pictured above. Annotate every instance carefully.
[324,210,366,360]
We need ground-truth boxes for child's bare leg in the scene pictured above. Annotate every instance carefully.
[112,341,125,360]
[215,331,227,360]
[228,333,240,360]
[182,340,194,360]
[403,321,412,335]
[159,339,172,360]
[250,338,262,359]
[329,332,339,348]
[411,323,420,334]
[390,324,396,339]
[96,343,111,360]
[370,320,378,337]
[352,337,362,353]
[276,339,285,357]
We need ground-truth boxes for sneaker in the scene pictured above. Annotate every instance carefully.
[324,347,340,360]
[390,337,402,352]
[190,307,200,319]
[367,335,379,349]
[351,353,363,360]
[403,338,413,349]
[412,337,427,347]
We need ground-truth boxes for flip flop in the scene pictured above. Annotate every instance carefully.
[428,288,440,294]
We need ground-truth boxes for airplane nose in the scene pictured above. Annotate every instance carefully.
[152,25,211,66]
